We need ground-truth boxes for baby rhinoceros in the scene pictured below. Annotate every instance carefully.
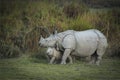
[46,47,73,64]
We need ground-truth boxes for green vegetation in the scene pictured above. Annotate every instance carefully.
[0,0,120,79]
[0,0,120,58]
[0,55,120,80]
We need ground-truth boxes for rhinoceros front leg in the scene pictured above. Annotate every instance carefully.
[49,57,55,64]
[46,55,50,62]
[61,49,72,64]
[68,55,73,64]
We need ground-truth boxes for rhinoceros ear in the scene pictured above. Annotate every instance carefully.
[55,30,57,34]
[53,30,57,35]
[40,35,44,40]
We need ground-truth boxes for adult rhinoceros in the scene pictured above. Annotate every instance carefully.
[39,29,108,65]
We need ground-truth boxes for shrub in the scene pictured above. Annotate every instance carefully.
[1,0,120,58]
[107,40,120,57]
[63,2,89,18]
[0,40,21,58]
[29,48,47,60]
[67,15,94,30]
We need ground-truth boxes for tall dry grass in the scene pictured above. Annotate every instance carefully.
[0,0,120,58]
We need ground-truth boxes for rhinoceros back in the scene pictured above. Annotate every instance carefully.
[73,29,100,57]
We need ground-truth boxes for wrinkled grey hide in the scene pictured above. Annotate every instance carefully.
[39,29,108,65]
[46,47,73,64]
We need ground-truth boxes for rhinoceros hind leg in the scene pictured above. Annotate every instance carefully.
[89,56,96,65]
[89,51,98,65]
[95,45,107,65]
[95,56,102,66]
[95,49,106,65]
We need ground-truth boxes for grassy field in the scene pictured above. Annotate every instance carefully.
[0,55,120,80]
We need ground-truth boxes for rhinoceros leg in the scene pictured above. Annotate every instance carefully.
[68,55,73,64]
[50,57,56,64]
[96,38,107,65]
[89,56,96,64]
[95,48,106,65]
[46,55,50,62]
[95,56,102,66]
[61,49,72,64]
[88,50,97,65]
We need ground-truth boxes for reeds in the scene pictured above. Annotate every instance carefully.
[0,0,120,58]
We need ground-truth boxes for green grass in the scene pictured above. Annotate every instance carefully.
[0,55,120,80]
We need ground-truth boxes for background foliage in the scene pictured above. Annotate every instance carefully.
[0,0,120,58]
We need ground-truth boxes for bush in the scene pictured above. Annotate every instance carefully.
[63,2,89,18]
[1,0,120,58]
[68,16,94,30]
[107,40,120,57]
[29,48,47,60]
[0,40,21,58]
